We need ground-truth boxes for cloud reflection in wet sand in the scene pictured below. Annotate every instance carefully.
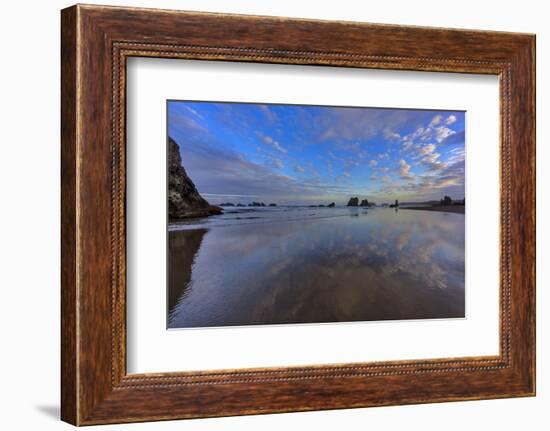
[168,208,464,328]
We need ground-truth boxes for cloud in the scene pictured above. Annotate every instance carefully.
[256,131,287,154]
[445,114,457,125]
[334,158,361,183]
[294,165,306,173]
[441,130,465,146]
[401,121,457,147]
[172,135,360,204]
[316,107,431,143]
[258,105,277,123]
[413,143,446,172]
[336,142,368,159]
[384,129,401,141]
[369,159,378,167]
[430,115,443,127]
[419,144,437,156]
[378,152,390,160]
[434,126,456,143]
[168,108,206,133]
[335,171,351,183]
[421,153,444,171]
[267,156,284,169]
[182,105,204,120]
[398,159,415,181]
[414,159,465,196]
[342,158,359,175]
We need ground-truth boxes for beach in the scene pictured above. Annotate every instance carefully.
[168,206,465,329]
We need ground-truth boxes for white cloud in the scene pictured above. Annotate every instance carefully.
[419,143,437,156]
[384,129,401,141]
[398,159,414,181]
[293,165,306,173]
[434,126,456,143]
[378,152,390,160]
[256,131,288,154]
[369,159,378,167]
[402,140,414,151]
[445,114,457,125]
[258,105,277,123]
[400,117,457,148]
[183,106,204,120]
[430,115,443,127]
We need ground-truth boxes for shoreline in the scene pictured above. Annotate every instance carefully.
[401,206,465,214]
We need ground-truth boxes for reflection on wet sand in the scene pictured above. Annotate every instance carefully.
[168,208,465,328]
[168,228,208,312]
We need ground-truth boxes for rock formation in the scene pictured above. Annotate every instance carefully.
[168,137,222,220]
[328,202,335,207]
[347,197,359,207]
[360,199,369,207]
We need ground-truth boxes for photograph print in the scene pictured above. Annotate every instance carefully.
[167,101,466,329]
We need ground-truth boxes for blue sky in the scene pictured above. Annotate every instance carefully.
[168,101,465,205]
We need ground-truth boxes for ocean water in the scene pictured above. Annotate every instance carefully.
[168,206,465,329]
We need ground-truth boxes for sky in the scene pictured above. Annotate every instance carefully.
[168,100,465,206]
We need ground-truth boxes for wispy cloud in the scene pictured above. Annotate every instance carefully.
[256,131,288,154]
[258,105,277,123]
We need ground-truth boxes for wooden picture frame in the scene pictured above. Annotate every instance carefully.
[61,4,535,425]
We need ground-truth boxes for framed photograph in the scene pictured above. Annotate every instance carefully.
[61,4,536,425]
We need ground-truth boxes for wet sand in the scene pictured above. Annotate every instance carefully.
[401,205,465,214]
[168,228,207,311]
[168,208,465,329]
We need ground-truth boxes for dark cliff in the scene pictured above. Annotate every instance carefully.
[168,137,222,220]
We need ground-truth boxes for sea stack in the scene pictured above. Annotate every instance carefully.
[347,197,359,207]
[168,137,222,220]
[360,199,369,207]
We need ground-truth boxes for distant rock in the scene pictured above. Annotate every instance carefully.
[236,203,245,207]
[220,202,235,207]
[328,202,335,208]
[347,197,359,207]
[248,202,266,207]
[269,203,277,207]
[168,137,222,220]
[360,199,369,207]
